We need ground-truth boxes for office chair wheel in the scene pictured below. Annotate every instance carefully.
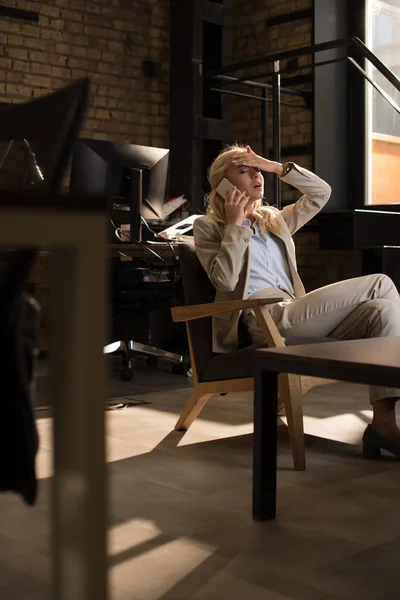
[172,362,187,376]
[147,356,159,367]
[120,368,133,381]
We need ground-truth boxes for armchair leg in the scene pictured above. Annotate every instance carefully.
[279,373,305,471]
[175,389,213,431]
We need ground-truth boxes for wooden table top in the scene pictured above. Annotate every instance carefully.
[255,337,400,388]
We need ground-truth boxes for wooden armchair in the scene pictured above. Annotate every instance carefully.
[171,243,336,471]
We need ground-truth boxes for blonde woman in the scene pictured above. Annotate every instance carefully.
[194,144,400,458]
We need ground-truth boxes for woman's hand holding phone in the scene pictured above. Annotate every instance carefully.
[225,187,250,226]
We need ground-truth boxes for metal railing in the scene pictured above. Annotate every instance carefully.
[207,37,400,208]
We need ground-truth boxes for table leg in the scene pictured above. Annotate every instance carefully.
[50,240,108,599]
[253,367,278,521]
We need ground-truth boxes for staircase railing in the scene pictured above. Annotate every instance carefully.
[207,37,400,208]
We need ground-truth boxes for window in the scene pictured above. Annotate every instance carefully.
[367,0,400,204]
[370,0,400,136]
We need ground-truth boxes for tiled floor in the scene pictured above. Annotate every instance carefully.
[0,357,399,599]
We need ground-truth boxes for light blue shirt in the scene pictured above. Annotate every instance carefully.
[243,218,294,297]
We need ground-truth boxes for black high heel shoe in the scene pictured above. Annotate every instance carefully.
[362,425,400,459]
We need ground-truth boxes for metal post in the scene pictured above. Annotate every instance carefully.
[253,365,278,521]
[272,60,281,209]
[261,87,268,160]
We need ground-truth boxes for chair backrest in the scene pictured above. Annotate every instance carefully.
[0,78,89,193]
[178,243,215,380]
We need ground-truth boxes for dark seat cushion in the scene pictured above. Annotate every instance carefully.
[202,336,338,382]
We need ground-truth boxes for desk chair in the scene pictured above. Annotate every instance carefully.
[104,258,183,380]
[171,243,337,471]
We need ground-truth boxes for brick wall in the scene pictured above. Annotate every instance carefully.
[0,0,169,148]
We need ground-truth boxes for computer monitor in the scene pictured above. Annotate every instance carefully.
[0,78,89,192]
[69,139,169,241]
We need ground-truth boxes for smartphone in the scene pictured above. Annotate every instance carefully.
[216,177,236,199]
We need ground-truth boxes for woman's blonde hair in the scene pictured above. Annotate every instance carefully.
[205,143,281,235]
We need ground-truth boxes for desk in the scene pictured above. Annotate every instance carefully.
[109,241,179,263]
[253,337,400,522]
[109,242,178,252]
[30,243,180,352]
[0,193,108,600]
[109,241,185,352]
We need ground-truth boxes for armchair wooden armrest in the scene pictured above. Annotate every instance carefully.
[171,297,283,323]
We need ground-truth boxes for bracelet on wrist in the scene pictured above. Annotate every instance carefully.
[281,162,295,177]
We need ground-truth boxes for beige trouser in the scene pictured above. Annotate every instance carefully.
[243,273,400,404]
